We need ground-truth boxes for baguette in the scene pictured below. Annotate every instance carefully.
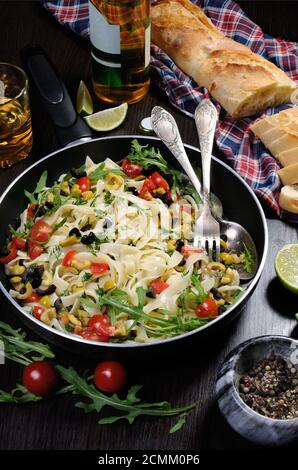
[152,0,296,118]
[250,107,298,166]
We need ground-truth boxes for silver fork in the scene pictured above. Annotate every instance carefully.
[194,100,220,261]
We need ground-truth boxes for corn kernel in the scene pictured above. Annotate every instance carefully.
[60,235,79,247]
[10,265,25,275]
[82,190,94,200]
[40,296,51,308]
[10,276,22,284]
[103,279,116,291]
[60,181,70,195]
[68,314,82,326]
[70,184,81,197]
[220,252,234,264]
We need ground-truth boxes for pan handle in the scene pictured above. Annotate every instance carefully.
[21,46,93,148]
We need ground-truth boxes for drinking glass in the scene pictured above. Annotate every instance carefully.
[0,63,33,168]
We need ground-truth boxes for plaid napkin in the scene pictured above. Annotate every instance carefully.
[42,0,298,221]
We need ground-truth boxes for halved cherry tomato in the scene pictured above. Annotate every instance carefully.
[80,327,110,342]
[195,298,218,318]
[181,245,203,258]
[121,159,143,178]
[23,292,40,304]
[94,361,127,393]
[90,262,109,277]
[23,361,59,396]
[62,250,78,267]
[12,237,27,251]
[88,314,112,337]
[0,243,18,264]
[150,278,169,294]
[33,305,44,320]
[28,240,44,260]
[150,172,170,191]
[139,178,156,200]
[77,176,90,193]
[27,203,37,218]
[29,220,52,243]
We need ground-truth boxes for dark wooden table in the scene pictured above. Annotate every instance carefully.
[0,1,298,451]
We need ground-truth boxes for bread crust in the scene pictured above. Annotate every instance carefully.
[152,0,297,118]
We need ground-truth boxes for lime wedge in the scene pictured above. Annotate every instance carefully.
[84,103,128,132]
[76,80,93,116]
[275,244,298,293]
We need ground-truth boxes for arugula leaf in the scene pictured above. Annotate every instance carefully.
[82,272,93,283]
[103,190,115,205]
[136,286,147,309]
[24,171,48,204]
[8,224,26,238]
[125,139,169,173]
[89,163,124,182]
[191,275,207,304]
[52,217,67,233]
[241,243,255,273]
[56,366,195,431]
[0,384,43,404]
[0,321,55,365]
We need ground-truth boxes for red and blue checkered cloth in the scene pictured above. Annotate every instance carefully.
[42,0,298,220]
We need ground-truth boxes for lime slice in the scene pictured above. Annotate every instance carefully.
[76,80,93,115]
[84,103,128,132]
[275,244,298,293]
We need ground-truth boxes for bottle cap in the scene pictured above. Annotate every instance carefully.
[138,117,154,135]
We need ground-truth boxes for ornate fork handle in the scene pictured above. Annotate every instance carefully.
[151,106,203,197]
[194,100,218,198]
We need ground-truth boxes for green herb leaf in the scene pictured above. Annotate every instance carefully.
[89,163,124,182]
[0,321,55,365]
[82,272,93,283]
[241,243,255,273]
[56,366,195,432]
[52,217,67,233]
[0,384,43,404]
[8,224,26,238]
[24,171,48,204]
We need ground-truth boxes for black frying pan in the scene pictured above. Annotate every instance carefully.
[0,48,268,359]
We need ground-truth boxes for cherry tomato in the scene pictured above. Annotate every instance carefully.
[80,327,110,342]
[29,220,52,243]
[28,240,44,260]
[0,243,18,264]
[150,172,170,191]
[181,245,203,258]
[139,178,156,200]
[33,305,44,319]
[22,361,59,396]
[121,159,143,178]
[195,298,218,318]
[94,361,127,393]
[150,278,169,294]
[12,237,27,251]
[62,250,78,267]
[23,292,40,304]
[27,203,37,218]
[90,262,109,276]
[77,176,90,193]
[88,314,112,337]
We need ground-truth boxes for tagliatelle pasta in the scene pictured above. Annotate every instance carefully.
[1,140,252,343]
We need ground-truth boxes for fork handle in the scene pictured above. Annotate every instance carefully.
[194,100,218,197]
[151,106,203,197]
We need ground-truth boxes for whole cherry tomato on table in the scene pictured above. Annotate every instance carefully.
[94,361,128,393]
[23,361,59,396]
